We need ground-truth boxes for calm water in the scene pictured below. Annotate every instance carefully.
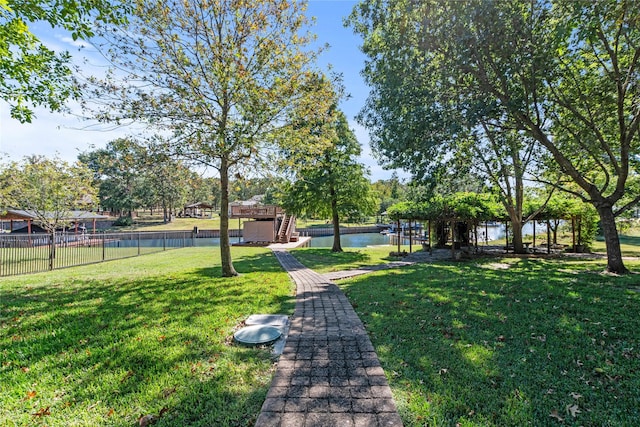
[106,223,551,249]
[309,233,391,248]
[479,222,549,242]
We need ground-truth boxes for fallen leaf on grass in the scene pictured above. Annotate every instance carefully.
[570,392,583,400]
[120,370,135,383]
[549,409,564,422]
[162,386,176,398]
[23,391,37,400]
[139,414,158,427]
[566,404,581,418]
[32,407,50,418]
[21,366,29,373]
[107,408,114,417]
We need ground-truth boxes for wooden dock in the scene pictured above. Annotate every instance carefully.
[267,236,312,250]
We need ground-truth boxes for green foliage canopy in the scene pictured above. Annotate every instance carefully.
[349,0,640,272]
[87,0,334,276]
[0,155,96,232]
[0,0,129,122]
[280,110,377,222]
[387,192,503,222]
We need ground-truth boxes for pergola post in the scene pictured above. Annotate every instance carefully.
[533,221,536,249]
[504,221,509,253]
[474,221,478,250]
[572,215,577,253]
[485,222,488,246]
[450,219,455,260]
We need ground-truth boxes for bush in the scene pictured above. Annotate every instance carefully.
[113,216,133,226]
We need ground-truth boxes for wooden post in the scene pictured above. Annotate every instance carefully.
[428,220,432,254]
[547,220,551,254]
[409,220,412,253]
[450,220,455,260]
[572,216,576,252]
[474,221,478,250]
[397,219,401,254]
[577,217,582,250]
[485,222,488,245]
[505,221,509,253]
[533,221,536,248]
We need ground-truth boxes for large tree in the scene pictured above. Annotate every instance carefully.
[0,0,128,122]
[86,0,333,276]
[0,155,95,232]
[349,0,640,273]
[79,139,146,217]
[465,125,541,253]
[280,110,377,252]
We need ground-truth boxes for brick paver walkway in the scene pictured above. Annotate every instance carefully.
[255,250,403,427]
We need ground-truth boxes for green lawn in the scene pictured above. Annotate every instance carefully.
[113,216,228,232]
[109,214,377,232]
[0,247,295,427]
[4,241,640,426]
[332,256,640,426]
[290,246,407,274]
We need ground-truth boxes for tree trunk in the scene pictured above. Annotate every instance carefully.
[219,156,238,277]
[506,207,525,253]
[163,201,169,224]
[510,219,524,253]
[330,185,342,252]
[596,204,627,274]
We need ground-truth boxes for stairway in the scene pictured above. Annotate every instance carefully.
[277,214,295,243]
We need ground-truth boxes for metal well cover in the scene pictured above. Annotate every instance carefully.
[233,325,282,345]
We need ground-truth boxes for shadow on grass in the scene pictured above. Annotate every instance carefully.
[340,258,640,426]
[0,249,294,426]
[290,247,400,272]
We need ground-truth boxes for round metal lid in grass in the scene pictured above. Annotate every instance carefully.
[233,325,282,345]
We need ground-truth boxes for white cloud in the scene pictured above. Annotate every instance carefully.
[58,36,92,50]
[0,103,119,163]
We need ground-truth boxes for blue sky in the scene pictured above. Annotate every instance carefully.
[0,0,405,181]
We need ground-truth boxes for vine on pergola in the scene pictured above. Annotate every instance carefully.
[387,192,597,254]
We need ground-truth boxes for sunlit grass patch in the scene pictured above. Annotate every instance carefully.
[0,247,294,426]
[290,246,404,273]
[339,258,640,426]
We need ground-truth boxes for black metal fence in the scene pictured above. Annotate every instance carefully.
[0,231,197,277]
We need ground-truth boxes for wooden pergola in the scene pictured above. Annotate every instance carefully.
[182,202,215,218]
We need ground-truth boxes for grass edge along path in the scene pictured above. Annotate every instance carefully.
[332,256,640,426]
[288,246,407,274]
[0,246,295,427]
